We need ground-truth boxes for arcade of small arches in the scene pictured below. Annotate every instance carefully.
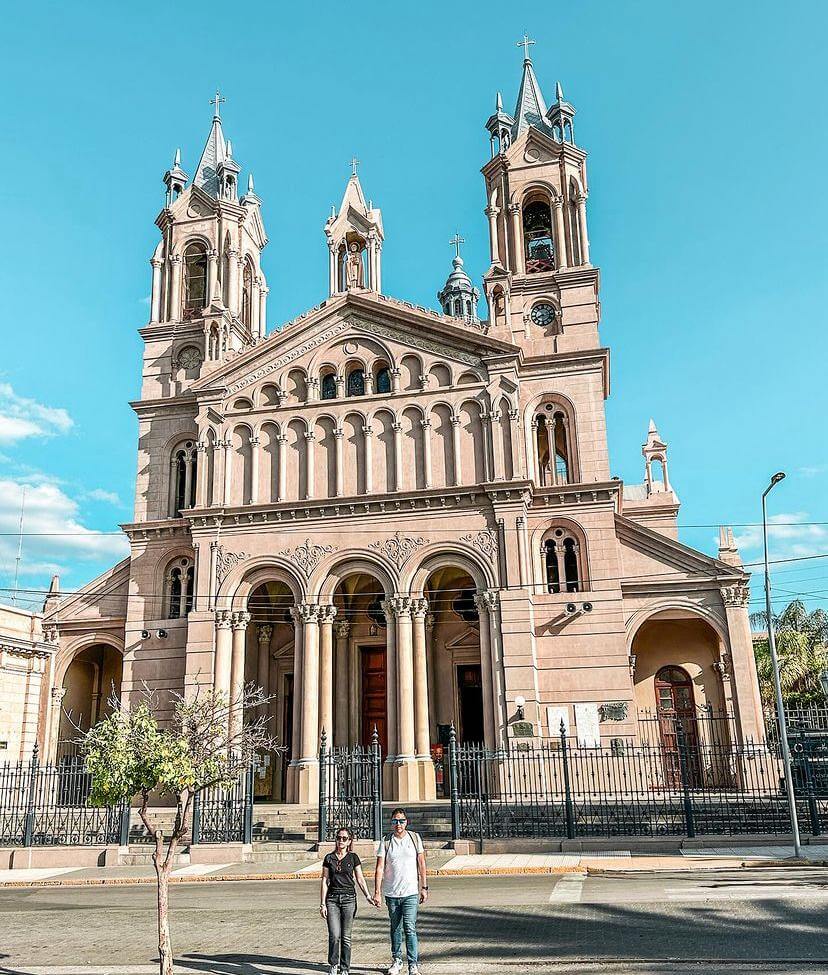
[167,393,578,516]
[210,555,502,803]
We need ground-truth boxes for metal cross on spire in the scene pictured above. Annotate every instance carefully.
[517,33,535,61]
[449,233,465,259]
[210,90,226,119]
[350,156,360,177]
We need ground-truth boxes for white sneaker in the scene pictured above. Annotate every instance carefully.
[329,967,338,975]
[386,961,403,975]
[409,966,421,975]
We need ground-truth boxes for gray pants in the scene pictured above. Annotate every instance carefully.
[326,895,357,971]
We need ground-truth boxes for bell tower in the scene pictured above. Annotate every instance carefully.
[481,38,597,355]
[142,93,269,402]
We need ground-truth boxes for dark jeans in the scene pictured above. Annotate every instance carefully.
[326,894,357,970]
[386,894,419,964]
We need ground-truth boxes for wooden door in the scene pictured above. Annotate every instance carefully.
[656,666,700,786]
[361,646,387,754]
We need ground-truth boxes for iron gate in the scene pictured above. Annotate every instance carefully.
[318,729,382,843]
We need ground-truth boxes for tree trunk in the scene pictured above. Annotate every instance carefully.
[156,858,174,975]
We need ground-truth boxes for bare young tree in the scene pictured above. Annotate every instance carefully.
[82,684,277,975]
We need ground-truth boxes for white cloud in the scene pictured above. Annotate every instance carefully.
[798,464,828,478]
[86,488,121,505]
[0,384,73,445]
[730,512,828,562]
[0,476,129,590]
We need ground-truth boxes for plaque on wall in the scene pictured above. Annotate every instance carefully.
[599,701,629,722]
[511,721,535,738]
[546,706,570,738]
[574,703,601,748]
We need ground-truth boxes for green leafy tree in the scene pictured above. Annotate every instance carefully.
[82,685,275,975]
[751,599,828,708]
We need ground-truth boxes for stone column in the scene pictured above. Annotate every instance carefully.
[490,411,504,480]
[304,432,315,500]
[364,371,374,396]
[258,285,268,338]
[335,373,346,398]
[516,515,529,587]
[251,278,261,337]
[485,206,500,264]
[223,439,233,505]
[334,428,345,496]
[450,415,462,486]
[722,583,766,741]
[334,621,351,746]
[227,248,240,315]
[508,203,524,275]
[411,598,436,799]
[307,377,320,402]
[208,541,219,611]
[47,686,67,761]
[381,600,399,763]
[481,414,493,482]
[552,198,568,270]
[363,425,373,494]
[295,603,321,803]
[169,255,182,321]
[328,243,338,296]
[318,605,337,742]
[392,423,403,491]
[229,611,250,742]
[277,435,287,500]
[421,420,433,489]
[207,249,219,304]
[195,441,207,506]
[475,592,497,748]
[509,408,522,478]
[287,605,304,800]
[390,368,401,393]
[576,194,589,265]
[213,610,233,696]
[390,597,418,799]
[150,259,163,323]
[249,437,260,504]
[256,622,272,694]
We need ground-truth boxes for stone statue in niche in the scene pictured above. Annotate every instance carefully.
[345,242,364,290]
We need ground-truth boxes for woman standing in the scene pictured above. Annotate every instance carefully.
[320,826,374,975]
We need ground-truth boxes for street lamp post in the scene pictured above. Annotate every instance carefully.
[762,471,803,858]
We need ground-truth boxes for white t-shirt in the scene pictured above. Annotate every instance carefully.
[376,830,424,898]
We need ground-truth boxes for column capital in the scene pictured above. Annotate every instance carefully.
[150,258,163,269]
[362,425,374,437]
[475,589,500,613]
[170,254,182,266]
[256,622,273,643]
[382,596,412,619]
[507,201,521,215]
[334,620,351,639]
[334,427,345,439]
[250,436,260,447]
[318,604,338,623]
[484,205,500,218]
[410,597,429,619]
[551,196,565,211]
[391,422,403,433]
[231,610,251,631]
[51,686,67,701]
[304,432,316,443]
[450,415,462,427]
[508,408,519,422]
[721,582,750,608]
[291,602,321,624]
[215,609,233,629]
[420,419,432,430]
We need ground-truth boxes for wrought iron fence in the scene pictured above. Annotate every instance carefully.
[191,766,254,845]
[0,745,128,847]
[318,730,382,844]
[637,707,740,751]
[448,724,826,842]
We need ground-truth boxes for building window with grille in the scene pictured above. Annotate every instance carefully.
[544,527,584,593]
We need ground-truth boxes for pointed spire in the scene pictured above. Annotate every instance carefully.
[556,81,564,102]
[247,173,254,194]
[164,147,189,204]
[648,418,657,434]
[226,139,234,158]
[173,147,181,167]
[241,171,260,206]
[512,49,550,137]
[194,107,227,198]
[496,91,503,112]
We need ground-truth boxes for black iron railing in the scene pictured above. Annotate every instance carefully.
[191,766,254,845]
[448,723,826,842]
[0,745,129,847]
[318,730,382,844]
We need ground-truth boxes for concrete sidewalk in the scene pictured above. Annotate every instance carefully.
[1,844,826,887]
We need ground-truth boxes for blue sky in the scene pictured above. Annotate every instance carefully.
[0,0,826,614]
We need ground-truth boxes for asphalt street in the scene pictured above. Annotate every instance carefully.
[2,868,828,974]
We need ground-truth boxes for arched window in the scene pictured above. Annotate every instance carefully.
[544,526,584,593]
[320,372,337,400]
[241,260,253,327]
[165,556,194,619]
[170,440,197,516]
[375,367,392,395]
[523,200,555,273]
[535,409,573,486]
[347,368,365,397]
[183,243,208,317]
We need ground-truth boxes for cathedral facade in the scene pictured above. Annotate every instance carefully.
[40,55,764,803]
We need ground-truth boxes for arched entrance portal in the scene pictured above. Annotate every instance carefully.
[425,567,484,745]
[58,644,123,759]
[246,581,295,801]
[331,572,389,753]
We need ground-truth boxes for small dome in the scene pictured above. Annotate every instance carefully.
[438,254,479,323]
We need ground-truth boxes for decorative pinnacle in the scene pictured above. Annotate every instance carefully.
[449,233,465,259]
[350,156,360,177]
[226,139,233,157]
[210,90,226,120]
[247,173,255,193]
[556,81,564,101]
[517,32,535,62]
[496,91,503,111]
[173,148,181,167]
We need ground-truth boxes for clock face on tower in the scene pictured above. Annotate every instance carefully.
[530,302,556,327]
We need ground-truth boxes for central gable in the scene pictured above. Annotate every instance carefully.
[195,291,519,398]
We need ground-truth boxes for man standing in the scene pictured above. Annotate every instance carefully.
[373,807,428,975]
